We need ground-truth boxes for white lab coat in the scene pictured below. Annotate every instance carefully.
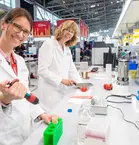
[0,53,44,145]
[38,36,81,112]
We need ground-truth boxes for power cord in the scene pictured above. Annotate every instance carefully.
[30,85,38,92]
[108,105,139,130]
[106,94,133,104]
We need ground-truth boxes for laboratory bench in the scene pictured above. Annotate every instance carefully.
[23,67,139,145]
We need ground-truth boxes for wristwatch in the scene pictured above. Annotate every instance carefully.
[34,116,42,123]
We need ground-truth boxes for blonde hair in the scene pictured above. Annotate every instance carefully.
[54,20,78,47]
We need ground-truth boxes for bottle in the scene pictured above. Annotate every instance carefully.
[134,91,139,128]
[105,46,113,84]
[77,101,95,144]
[60,103,79,145]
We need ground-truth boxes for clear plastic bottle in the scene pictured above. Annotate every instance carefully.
[77,101,95,144]
[60,103,79,145]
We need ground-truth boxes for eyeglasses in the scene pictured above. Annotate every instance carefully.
[9,21,30,37]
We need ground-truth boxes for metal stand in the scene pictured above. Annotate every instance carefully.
[25,59,38,87]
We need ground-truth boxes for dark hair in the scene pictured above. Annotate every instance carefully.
[3,8,33,31]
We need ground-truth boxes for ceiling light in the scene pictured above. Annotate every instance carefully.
[111,2,113,4]
[117,1,119,3]
[91,4,96,8]
[97,4,99,6]
[63,1,65,3]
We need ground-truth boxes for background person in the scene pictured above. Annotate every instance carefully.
[38,20,82,112]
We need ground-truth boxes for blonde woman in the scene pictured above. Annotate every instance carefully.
[38,20,82,112]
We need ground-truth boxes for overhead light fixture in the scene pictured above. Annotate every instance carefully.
[95,12,98,14]
[91,4,96,8]
[97,4,100,6]
[111,2,113,4]
[24,0,32,4]
[63,1,65,3]
[117,1,120,3]
[112,0,132,38]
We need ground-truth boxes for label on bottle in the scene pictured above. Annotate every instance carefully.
[77,122,88,143]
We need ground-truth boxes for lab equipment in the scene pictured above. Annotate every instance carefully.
[129,61,138,79]
[91,67,98,72]
[136,91,139,110]
[84,117,110,145]
[106,64,112,74]
[132,91,139,128]
[8,79,39,105]
[103,46,116,70]
[77,101,94,144]
[28,46,37,55]
[111,59,131,96]
[43,118,63,145]
[60,104,79,145]
[81,71,89,79]
[117,59,129,86]
[25,93,39,105]
[91,98,108,115]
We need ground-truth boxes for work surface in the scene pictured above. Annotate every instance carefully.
[23,68,139,145]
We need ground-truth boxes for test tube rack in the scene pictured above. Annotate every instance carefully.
[43,118,63,145]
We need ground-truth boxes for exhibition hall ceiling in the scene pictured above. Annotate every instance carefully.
[35,0,125,32]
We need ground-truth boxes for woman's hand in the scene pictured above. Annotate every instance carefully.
[39,114,58,124]
[61,79,77,86]
[0,80,27,104]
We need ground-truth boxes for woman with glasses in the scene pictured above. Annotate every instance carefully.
[38,20,82,112]
[0,8,57,145]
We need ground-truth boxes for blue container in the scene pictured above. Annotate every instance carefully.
[129,61,138,70]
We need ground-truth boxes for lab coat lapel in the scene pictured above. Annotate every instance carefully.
[57,44,70,57]
[53,38,64,56]
[0,53,17,78]
[12,53,20,77]
[56,44,64,56]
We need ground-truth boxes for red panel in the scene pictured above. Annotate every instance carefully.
[33,21,51,37]
[57,19,75,27]
[80,19,84,37]
[84,24,89,38]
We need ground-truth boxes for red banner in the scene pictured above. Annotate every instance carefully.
[84,24,88,38]
[80,19,84,37]
[33,21,51,37]
[57,19,75,27]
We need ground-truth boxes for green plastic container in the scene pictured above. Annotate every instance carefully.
[43,118,63,145]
